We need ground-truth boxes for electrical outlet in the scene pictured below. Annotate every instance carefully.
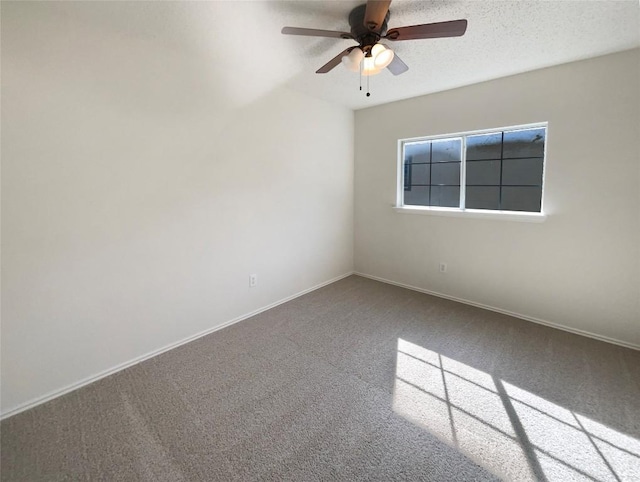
[249,274,258,287]
[439,262,447,273]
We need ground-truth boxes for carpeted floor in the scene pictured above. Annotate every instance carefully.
[2,275,639,481]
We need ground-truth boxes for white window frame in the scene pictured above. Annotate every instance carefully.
[395,122,548,223]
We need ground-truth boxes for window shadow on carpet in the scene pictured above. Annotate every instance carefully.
[393,338,639,482]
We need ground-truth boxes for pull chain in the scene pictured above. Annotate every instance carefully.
[357,59,371,97]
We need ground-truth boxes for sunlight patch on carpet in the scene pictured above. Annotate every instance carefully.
[392,339,639,482]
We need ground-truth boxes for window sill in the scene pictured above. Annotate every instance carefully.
[392,206,547,223]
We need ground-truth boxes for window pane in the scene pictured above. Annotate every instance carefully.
[502,187,542,212]
[431,162,460,185]
[503,128,545,159]
[432,138,461,163]
[400,125,546,213]
[467,133,502,160]
[404,186,430,206]
[409,163,430,185]
[502,158,543,186]
[405,142,431,163]
[431,186,460,208]
[465,186,500,210]
[466,160,500,185]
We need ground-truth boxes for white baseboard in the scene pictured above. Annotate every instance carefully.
[0,271,355,421]
[354,272,640,352]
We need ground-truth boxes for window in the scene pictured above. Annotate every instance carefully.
[398,124,547,217]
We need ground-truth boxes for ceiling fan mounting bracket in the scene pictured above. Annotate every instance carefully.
[385,30,399,40]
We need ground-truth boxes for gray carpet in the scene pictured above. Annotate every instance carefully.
[2,275,639,481]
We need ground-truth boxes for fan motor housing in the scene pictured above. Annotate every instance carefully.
[348,4,390,48]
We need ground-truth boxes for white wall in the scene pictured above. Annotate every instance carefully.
[1,2,354,415]
[355,49,640,348]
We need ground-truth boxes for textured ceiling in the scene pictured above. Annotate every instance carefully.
[277,0,640,109]
[14,0,640,111]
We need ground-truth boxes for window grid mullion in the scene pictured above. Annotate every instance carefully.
[428,143,433,206]
[400,142,407,205]
[460,136,467,210]
[466,156,544,162]
[410,184,541,187]
[499,131,505,210]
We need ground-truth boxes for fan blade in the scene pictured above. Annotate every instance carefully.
[385,19,467,41]
[387,53,408,75]
[316,47,355,74]
[364,0,391,31]
[282,27,353,40]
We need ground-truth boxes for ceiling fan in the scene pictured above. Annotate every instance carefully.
[282,0,468,80]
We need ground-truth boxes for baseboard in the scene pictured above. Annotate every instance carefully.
[354,272,640,351]
[0,271,355,421]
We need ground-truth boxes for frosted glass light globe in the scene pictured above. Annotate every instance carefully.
[372,43,394,69]
[341,48,364,72]
[362,55,381,76]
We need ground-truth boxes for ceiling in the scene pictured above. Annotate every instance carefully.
[11,1,640,111]
[277,0,640,109]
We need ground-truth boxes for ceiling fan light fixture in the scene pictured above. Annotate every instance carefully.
[362,55,381,76]
[370,43,385,57]
[372,43,394,69]
[341,47,364,72]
